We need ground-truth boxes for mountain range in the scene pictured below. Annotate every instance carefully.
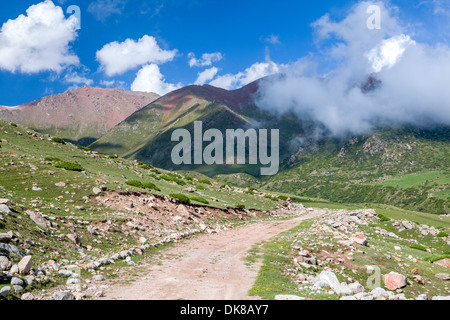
[0,82,448,214]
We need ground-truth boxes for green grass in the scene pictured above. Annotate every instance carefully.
[248,219,314,300]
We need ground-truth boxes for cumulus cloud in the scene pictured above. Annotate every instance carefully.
[210,60,282,90]
[0,0,79,74]
[194,67,218,85]
[131,64,181,95]
[96,35,177,76]
[188,52,223,68]
[255,1,450,138]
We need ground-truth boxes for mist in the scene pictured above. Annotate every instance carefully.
[254,1,450,139]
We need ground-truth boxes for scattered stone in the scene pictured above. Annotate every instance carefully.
[18,255,32,275]
[413,275,425,285]
[55,182,66,187]
[383,272,407,290]
[0,255,12,271]
[0,199,11,206]
[0,231,13,242]
[434,258,450,268]
[26,210,48,228]
[340,296,357,300]
[94,274,104,282]
[53,291,75,300]
[432,296,450,300]
[349,282,365,294]
[435,273,450,281]
[66,233,82,246]
[0,204,11,215]
[92,187,102,195]
[411,268,419,275]
[0,286,11,297]
[402,221,414,229]
[21,293,35,300]
[11,277,24,286]
[370,287,388,298]
[417,294,428,300]
[351,232,368,246]
[177,205,190,218]
[13,285,23,292]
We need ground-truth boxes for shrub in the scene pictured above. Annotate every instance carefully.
[424,254,450,263]
[55,161,84,172]
[126,180,144,188]
[184,176,193,181]
[141,164,153,170]
[437,232,449,238]
[10,123,17,127]
[151,169,161,174]
[196,184,205,190]
[45,157,62,162]
[76,145,91,151]
[377,214,391,222]
[410,244,427,252]
[161,175,186,186]
[278,195,289,201]
[190,196,209,205]
[236,204,246,210]
[51,137,66,144]
[169,193,190,204]
[142,182,161,191]
[198,179,212,185]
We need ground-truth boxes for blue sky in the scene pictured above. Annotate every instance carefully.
[0,0,449,106]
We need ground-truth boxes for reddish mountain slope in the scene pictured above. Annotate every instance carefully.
[0,86,159,145]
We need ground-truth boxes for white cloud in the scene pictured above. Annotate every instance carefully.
[264,34,280,45]
[194,67,218,85]
[255,1,450,137]
[100,79,127,89]
[131,64,181,95]
[0,0,79,74]
[63,72,94,86]
[88,0,127,21]
[188,52,223,68]
[366,34,416,72]
[96,35,177,76]
[210,60,282,90]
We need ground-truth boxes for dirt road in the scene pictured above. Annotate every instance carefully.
[98,210,325,300]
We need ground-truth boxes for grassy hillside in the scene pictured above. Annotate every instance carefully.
[216,127,450,214]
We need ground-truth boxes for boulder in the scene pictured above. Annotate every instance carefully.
[18,255,33,275]
[349,282,365,294]
[0,199,11,206]
[319,271,341,291]
[21,293,35,300]
[177,205,190,218]
[433,258,450,268]
[92,187,102,195]
[11,277,24,286]
[413,275,425,285]
[0,231,13,243]
[370,287,388,298]
[66,233,82,246]
[26,210,48,229]
[435,273,450,281]
[0,286,11,297]
[0,204,11,215]
[53,291,75,300]
[0,255,12,271]
[351,232,368,246]
[383,272,407,290]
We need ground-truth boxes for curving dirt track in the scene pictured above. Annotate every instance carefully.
[98,210,325,300]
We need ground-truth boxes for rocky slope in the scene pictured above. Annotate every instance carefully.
[0,86,159,145]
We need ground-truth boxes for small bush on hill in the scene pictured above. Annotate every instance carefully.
[190,196,209,205]
[169,193,190,204]
[51,137,66,144]
[55,161,84,172]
